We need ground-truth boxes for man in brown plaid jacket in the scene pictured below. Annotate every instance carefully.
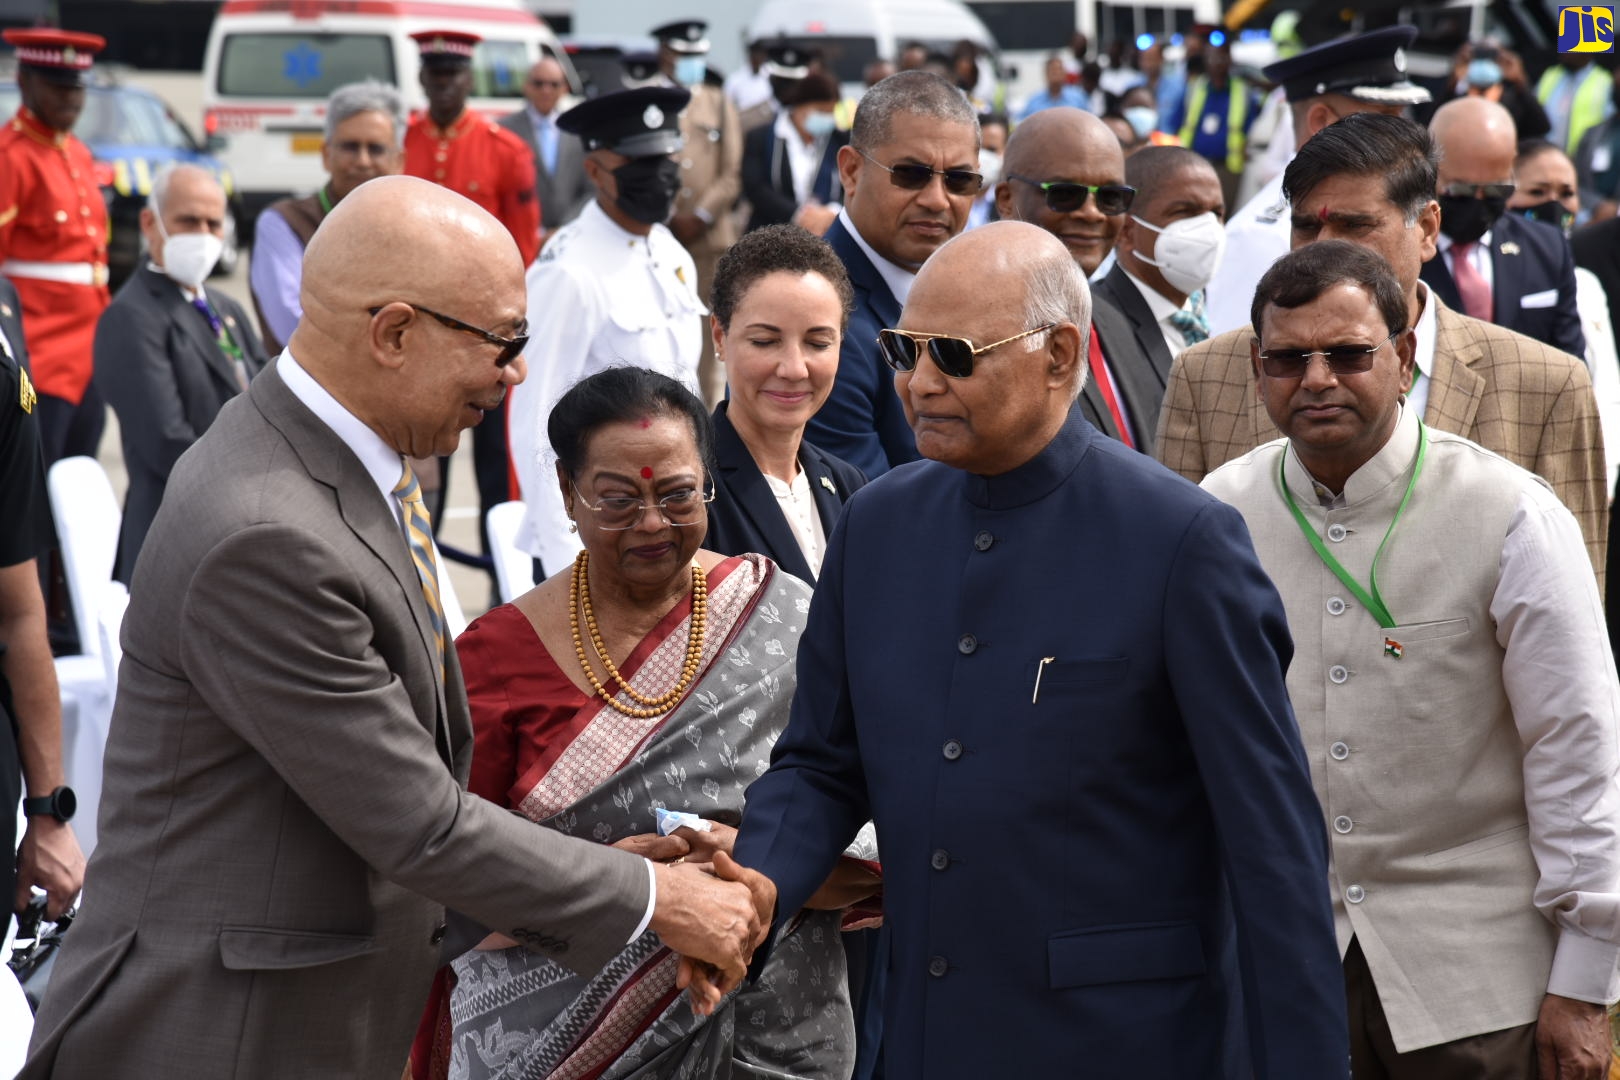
[1156,113,1607,585]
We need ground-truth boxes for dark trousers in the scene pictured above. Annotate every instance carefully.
[35,384,105,467]
[1344,937,1537,1078]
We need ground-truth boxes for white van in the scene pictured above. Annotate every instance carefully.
[201,0,578,227]
[747,0,1000,94]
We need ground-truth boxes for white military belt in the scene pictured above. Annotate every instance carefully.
[1,259,109,286]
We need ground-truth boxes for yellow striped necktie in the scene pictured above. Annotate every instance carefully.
[393,460,445,659]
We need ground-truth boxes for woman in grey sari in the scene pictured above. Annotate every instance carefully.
[415,368,879,1080]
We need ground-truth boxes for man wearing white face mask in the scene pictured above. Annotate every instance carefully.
[93,163,269,582]
[1097,146,1226,374]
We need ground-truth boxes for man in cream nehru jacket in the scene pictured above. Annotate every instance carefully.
[1203,239,1620,1079]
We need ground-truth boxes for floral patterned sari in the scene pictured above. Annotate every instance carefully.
[436,554,869,1080]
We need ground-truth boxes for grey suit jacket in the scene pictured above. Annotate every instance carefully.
[94,267,271,583]
[22,361,648,1079]
[500,107,591,231]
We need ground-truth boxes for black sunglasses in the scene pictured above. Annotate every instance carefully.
[529,78,566,89]
[368,303,528,367]
[877,324,1056,379]
[1439,181,1516,200]
[1256,333,1396,379]
[1008,174,1136,215]
[857,148,983,196]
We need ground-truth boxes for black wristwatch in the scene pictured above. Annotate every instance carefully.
[22,785,76,823]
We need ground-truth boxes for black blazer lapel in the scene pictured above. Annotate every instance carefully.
[713,404,816,582]
[802,443,847,535]
[1488,216,1527,325]
[1419,252,1464,314]
[827,219,903,329]
[151,271,241,394]
[1097,264,1175,385]
[1091,293,1165,448]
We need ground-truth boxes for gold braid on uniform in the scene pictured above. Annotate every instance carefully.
[569,550,707,718]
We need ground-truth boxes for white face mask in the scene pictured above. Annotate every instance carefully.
[1131,211,1225,295]
[157,215,223,289]
[978,148,1003,189]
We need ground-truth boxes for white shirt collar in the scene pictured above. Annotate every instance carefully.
[1120,266,1183,323]
[526,102,559,130]
[276,350,405,512]
[838,206,916,304]
[145,263,202,302]
[1436,229,1493,255]
[1412,280,1437,377]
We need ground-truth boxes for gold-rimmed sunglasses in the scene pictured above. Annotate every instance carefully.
[877,324,1057,379]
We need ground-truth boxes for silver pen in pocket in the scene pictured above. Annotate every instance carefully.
[1032,656,1056,704]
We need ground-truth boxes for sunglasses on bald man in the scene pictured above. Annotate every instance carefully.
[877,324,1057,379]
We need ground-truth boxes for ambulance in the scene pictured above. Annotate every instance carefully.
[201,0,578,231]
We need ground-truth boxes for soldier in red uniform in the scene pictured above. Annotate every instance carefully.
[403,29,540,265]
[0,29,112,464]
[403,29,539,585]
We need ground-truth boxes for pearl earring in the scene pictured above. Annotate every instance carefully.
[567,520,578,534]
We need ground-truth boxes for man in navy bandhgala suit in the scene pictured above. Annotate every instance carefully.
[733,222,1348,1079]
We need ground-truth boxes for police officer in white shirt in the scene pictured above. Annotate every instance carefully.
[1206,27,1431,337]
[508,86,706,579]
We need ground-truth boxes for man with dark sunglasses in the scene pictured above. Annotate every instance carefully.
[499,56,591,249]
[1421,96,1585,358]
[732,220,1349,1079]
[1204,240,1620,1080]
[995,106,1164,449]
[802,70,982,479]
[1158,113,1607,589]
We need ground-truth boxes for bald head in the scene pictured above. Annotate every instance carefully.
[293,176,528,457]
[1430,96,1517,194]
[996,108,1126,275]
[896,221,1089,474]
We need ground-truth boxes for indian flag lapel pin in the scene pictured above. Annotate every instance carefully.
[1383,637,1404,659]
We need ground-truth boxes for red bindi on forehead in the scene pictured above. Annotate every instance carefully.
[640,466,654,479]
[1319,206,1330,222]
[637,418,652,429]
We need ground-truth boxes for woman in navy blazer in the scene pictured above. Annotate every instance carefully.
[701,224,867,583]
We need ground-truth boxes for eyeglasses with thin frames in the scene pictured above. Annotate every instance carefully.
[570,481,716,530]
[1256,332,1398,379]
[877,324,1058,379]
[856,148,983,196]
[1007,174,1136,215]
[367,303,528,367]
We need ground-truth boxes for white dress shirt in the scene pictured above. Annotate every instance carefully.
[279,349,659,939]
[773,109,820,207]
[838,206,916,304]
[1436,230,1497,298]
[1121,266,1200,359]
[762,467,826,579]
[1407,282,1439,420]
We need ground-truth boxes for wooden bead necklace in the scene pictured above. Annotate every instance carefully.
[569,550,709,719]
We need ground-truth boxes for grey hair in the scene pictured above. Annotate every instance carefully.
[146,162,220,217]
[851,70,980,152]
[1020,244,1092,401]
[324,79,406,145]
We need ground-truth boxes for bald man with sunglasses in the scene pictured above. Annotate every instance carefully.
[996,106,1168,449]
[802,71,983,479]
[731,220,1348,1080]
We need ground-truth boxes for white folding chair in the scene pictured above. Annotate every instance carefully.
[485,501,535,604]
[46,456,120,661]
[46,457,120,859]
[97,580,130,700]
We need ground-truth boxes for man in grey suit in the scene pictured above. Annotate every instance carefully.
[501,56,590,247]
[21,176,769,1079]
[96,164,271,584]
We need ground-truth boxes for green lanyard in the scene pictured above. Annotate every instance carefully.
[317,186,334,216]
[1277,422,1428,630]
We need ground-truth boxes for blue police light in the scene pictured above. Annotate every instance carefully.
[1209,29,1227,47]
[1136,33,1155,50]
